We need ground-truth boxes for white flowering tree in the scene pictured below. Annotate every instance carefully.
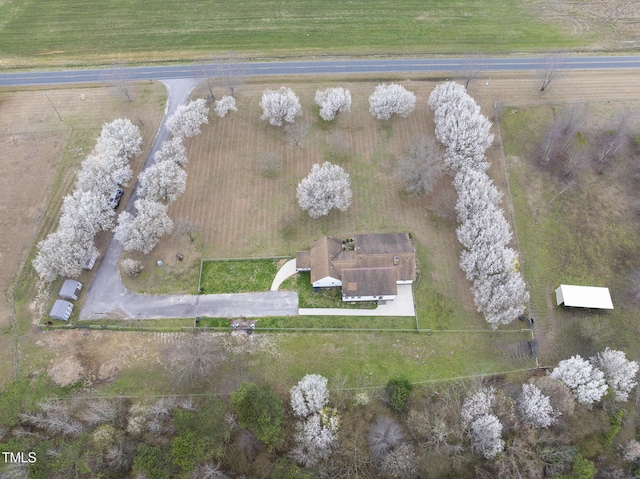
[427,81,473,115]
[95,118,143,160]
[460,387,504,459]
[290,410,340,467]
[290,374,330,418]
[428,82,493,174]
[550,355,608,405]
[315,87,352,121]
[114,199,173,254]
[138,159,187,204]
[153,137,188,166]
[622,439,640,462]
[469,413,504,459]
[34,119,141,281]
[260,87,302,126]
[289,374,339,468]
[430,82,528,328]
[33,227,97,281]
[166,98,209,138]
[591,348,639,402]
[461,387,495,426]
[437,108,493,173]
[76,153,132,196]
[296,162,352,219]
[60,189,116,235]
[516,384,559,428]
[214,95,237,118]
[369,83,416,120]
[453,169,503,224]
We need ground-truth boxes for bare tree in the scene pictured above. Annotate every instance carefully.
[172,335,224,386]
[109,65,132,102]
[79,399,120,427]
[213,53,245,98]
[379,443,418,478]
[190,462,230,479]
[368,416,404,462]
[538,54,566,92]
[461,55,487,89]
[397,134,445,196]
[538,104,588,179]
[284,121,309,147]
[592,111,630,173]
[256,151,283,178]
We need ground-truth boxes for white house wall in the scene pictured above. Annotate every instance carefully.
[312,276,342,288]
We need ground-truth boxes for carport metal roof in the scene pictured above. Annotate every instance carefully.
[555,284,613,310]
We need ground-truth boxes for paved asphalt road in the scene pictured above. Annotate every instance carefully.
[2,56,640,87]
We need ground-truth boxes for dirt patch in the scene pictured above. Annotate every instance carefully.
[48,355,85,387]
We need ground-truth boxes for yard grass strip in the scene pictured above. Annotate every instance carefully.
[199,258,281,294]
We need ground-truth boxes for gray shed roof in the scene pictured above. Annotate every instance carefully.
[50,300,74,321]
[59,279,83,300]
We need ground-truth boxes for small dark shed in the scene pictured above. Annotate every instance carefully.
[50,300,73,321]
[59,279,83,301]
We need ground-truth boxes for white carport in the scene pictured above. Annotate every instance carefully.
[555,284,613,309]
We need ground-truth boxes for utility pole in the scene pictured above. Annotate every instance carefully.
[44,92,64,121]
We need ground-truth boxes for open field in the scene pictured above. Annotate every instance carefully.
[3,0,640,69]
[499,100,640,365]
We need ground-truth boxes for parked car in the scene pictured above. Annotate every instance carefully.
[108,188,124,209]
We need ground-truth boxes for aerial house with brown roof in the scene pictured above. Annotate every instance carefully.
[295,233,416,302]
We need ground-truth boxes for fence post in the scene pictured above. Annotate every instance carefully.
[197,259,204,294]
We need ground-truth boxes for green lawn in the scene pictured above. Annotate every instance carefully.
[0,0,582,67]
[252,330,535,387]
[199,259,281,294]
[499,104,640,365]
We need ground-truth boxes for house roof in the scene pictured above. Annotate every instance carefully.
[295,251,311,270]
[341,268,397,297]
[309,236,343,284]
[304,233,417,296]
[354,233,414,255]
[555,284,614,309]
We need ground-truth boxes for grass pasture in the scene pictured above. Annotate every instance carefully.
[0,0,588,68]
[499,101,640,365]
